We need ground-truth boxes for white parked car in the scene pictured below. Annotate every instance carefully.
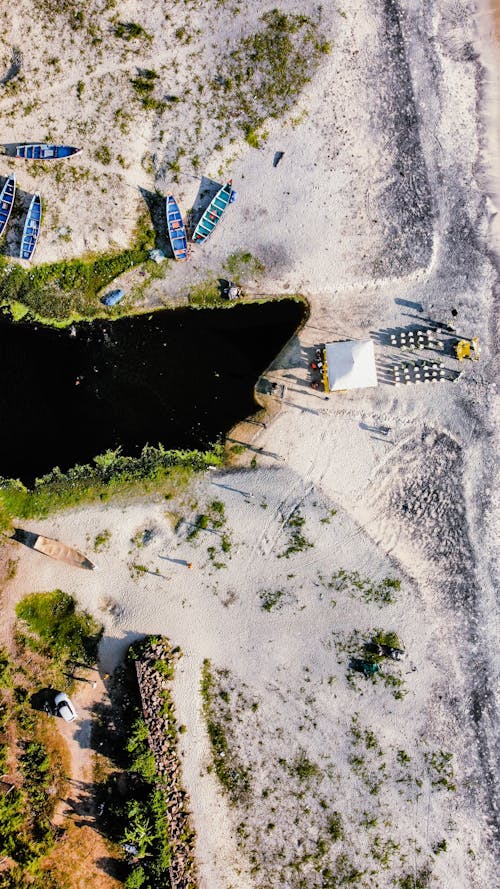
[53,692,77,722]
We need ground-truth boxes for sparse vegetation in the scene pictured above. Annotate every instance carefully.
[114,21,152,41]
[219,9,330,140]
[426,750,456,792]
[131,69,165,111]
[94,528,111,551]
[259,589,285,611]
[15,589,102,666]
[223,250,265,283]
[200,659,250,802]
[94,144,111,165]
[278,510,313,558]
[327,569,401,605]
[290,748,320,781]
[398,866,432,889]
[327,811,344,841]
[0,443,224,533]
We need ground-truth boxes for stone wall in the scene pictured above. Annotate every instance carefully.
[134,637,198,889]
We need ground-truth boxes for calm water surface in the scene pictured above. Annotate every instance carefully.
[0,301,304,483]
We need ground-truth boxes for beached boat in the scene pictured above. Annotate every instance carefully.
[16,144,81,160]
[0,174,16,237]
[20,193,42,261]
[33,535,96,569]
[166,193,188,261]
[192,180,233,244]
[101,288,125,306]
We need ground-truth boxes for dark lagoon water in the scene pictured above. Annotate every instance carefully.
[0,301,305,483]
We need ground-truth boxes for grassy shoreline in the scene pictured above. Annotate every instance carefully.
[0,212,155,327]
[0,443,224,532]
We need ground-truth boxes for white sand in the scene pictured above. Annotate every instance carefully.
[0,0,498,886]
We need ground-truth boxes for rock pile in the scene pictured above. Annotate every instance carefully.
[135,637,198,889]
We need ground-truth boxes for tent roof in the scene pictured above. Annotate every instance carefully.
[324,340,378,391]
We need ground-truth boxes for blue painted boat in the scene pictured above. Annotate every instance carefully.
[16,144,81,160]
[192,180,233,244]
[101,289,125,307]
[166,194,188,261]
[20,193,42,261]
[0,174,16,237]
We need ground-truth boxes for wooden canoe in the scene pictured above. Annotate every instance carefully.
[33,535,96,569]
[16,144,81,160]
[20,192,42,261]
[0,174,16,237]
[166,193,188,261]
[192,180,233,244]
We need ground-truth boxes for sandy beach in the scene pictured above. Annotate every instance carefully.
[0,1,498,887]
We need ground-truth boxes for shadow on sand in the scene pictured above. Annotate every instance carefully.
[138,186,172,258]
[190,176,224,231]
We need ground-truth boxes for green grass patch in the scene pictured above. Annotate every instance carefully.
[15,590,102,666]
[188,277,225,308]
[0,217,154,324]
[425,750,456,792]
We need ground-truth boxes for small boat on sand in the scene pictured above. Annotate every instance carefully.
[101,288,125,306]
[192,180,233,244]
[33,535,96,569]
[16,144,81,160]
[20,193,42,261]
[0,174,16,237]
[166,193,188,261]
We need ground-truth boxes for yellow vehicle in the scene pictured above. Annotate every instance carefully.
[454,337,480,361]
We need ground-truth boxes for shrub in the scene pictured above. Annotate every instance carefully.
[259,589,284,612]
[292,749,319,781]
[15,590,102,665]
[327,811,344,841]
[0,790,26,858]
[124,867,147,888]
[94,145,111,165]
[114,22,152,41]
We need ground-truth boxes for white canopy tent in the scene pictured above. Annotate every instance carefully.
[324,339,378,392]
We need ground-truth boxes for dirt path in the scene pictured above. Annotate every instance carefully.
[52,671,106,826]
